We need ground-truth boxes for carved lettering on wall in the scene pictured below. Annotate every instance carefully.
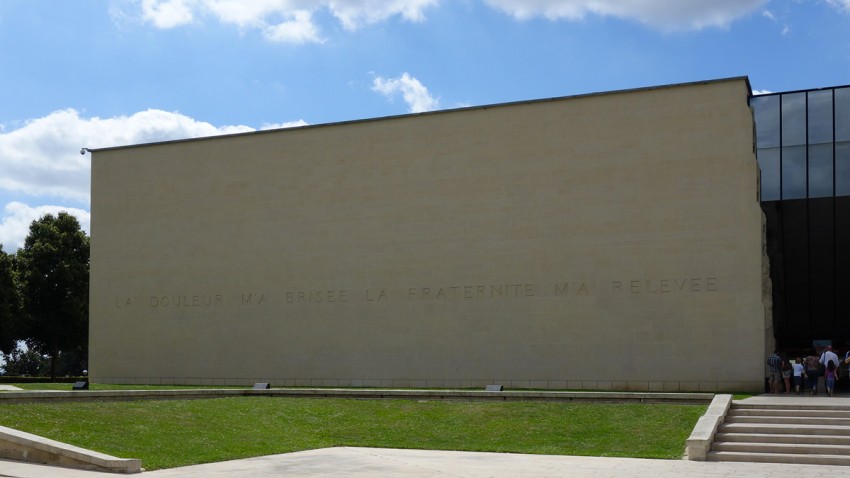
[285,290,350,304]
[406,284,535,301]
[241,292,267,305]
[553,282,591,296]
[113,276,721,312]
[612,277,718,294]
[366,288,387,302]
[149,294,223,308]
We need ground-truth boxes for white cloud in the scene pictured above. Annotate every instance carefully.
[827,0,850,12]
[141,0,195,28]
[261,10,324,44]
[0,202,90,251]
[0,108,258,205]
[0,109,305,250]
[261,119,309,130]
[372,73,439,113]
[129,0,850,38]
[329,0,437,30]
[132,0,438,43]
[482,0,768,30]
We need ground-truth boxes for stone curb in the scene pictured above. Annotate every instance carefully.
[0,388,715,404]
[0,424,142,474]
[686,394,732,460]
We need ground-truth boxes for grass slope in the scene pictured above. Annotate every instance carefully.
[0,397,704,470]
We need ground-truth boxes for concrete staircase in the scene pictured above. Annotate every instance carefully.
[708,400,850,466]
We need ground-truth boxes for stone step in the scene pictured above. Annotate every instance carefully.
[734,403,850,412]
[729,408,850,418]
[707,450,850,466]
[713,441,850,456]
[718,422,850,436]
[715,432,850,446]
[725,415,850,426]
[706,401,850,466]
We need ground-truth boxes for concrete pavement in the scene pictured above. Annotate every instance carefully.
[5,446,850,478]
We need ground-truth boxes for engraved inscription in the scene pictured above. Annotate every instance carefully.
[117,276,722,313]
[406,284,535,301]
[241,292,267,305]
[612,278,718,294]
[553,282,591,296]
[285,290,349,304]
[149,294,223,307]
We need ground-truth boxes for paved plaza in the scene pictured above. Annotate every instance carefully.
[4,445,850,478]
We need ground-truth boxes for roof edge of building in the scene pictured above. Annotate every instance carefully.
[87,76,752,154]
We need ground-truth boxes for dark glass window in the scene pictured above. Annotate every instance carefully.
[753,86,850,349]
[808,143,833,198]
[838,142,850,197]
[782,93,807,146]
[753,95,780,148]
[758,148,781,201]
[808,90,833,145]
[837,88,850,142]
[782,145,807,199]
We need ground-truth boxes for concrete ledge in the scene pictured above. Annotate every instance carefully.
[0,425,141,474]
[0,388,714,404]
[686,394,732,460]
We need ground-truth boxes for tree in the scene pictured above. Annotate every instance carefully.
[1,346,49,376]
[0,244,19,354]
[16,213,89,379]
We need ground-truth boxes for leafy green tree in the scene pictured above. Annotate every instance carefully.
[16,213,89,379]
[0,244,19,354]
[1,346,48,376]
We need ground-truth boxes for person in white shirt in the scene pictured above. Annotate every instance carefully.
[792,358,805,394]
[820,346,840,370]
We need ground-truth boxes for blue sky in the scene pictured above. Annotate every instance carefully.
[0,0,848,250]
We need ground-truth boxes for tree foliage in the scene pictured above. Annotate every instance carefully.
[16,213,89,378]
[1,347,49,376]
[0,244,19,354]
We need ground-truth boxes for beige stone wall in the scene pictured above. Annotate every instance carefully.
[90,78,765,391]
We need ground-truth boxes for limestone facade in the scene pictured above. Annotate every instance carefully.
[90,77,767,391]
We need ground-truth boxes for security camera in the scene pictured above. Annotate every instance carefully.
[80,148,87,155]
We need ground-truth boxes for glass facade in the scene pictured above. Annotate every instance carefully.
[751,86,850,349]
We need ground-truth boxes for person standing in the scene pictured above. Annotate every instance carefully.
[826,361,838,396]
[821,346,840,371]
[781,357,792,394]
[805,352,821,395]
[767,350,782,394]
[792,358,805,394]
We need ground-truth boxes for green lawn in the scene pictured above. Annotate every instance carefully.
[0,396,705,470]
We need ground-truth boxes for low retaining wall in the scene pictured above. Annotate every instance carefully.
[685,394,733,460]
[0,388,715,404]
[0,425,141,474]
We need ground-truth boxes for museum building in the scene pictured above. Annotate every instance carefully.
[87,76,845,391]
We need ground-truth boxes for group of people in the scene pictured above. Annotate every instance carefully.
[767,346,849,396]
